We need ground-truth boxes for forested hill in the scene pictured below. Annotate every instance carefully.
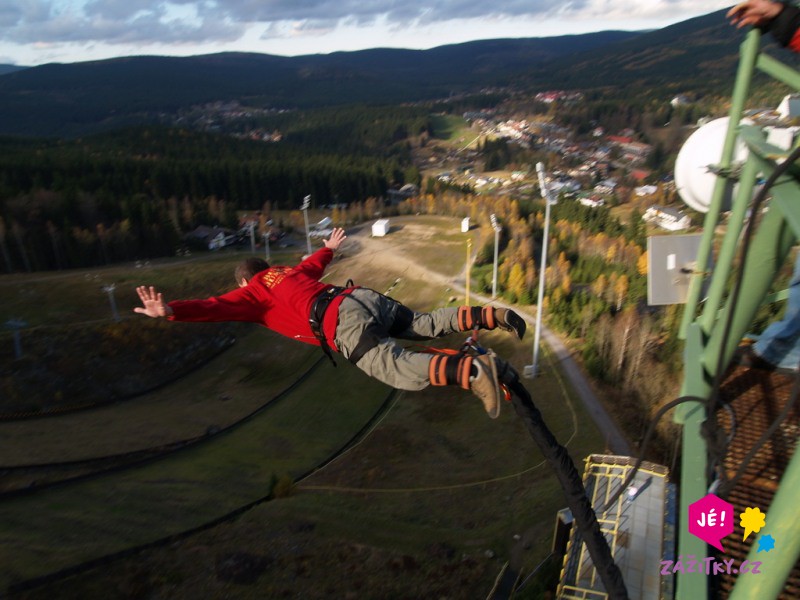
[527,9,774,92]
[0,65,25,76]
[0,8,770,138]
[0,32,640,137]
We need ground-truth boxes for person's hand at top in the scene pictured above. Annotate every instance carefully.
[727,0,783,29]
[324,227,347,251]
[134,285,173,318]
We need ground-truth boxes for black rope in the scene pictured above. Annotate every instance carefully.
[504,374,629,599]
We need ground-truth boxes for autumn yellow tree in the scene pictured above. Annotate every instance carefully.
[614,274,630,311]
[637,251,649,276]
[591,273,608,299]
[507,262,527,303]
[611,306,637,377]
[331,206,342,226]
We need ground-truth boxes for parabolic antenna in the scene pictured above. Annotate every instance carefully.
[674,117,750,213]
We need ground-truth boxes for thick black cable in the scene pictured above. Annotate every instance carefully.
[505,375,629,599]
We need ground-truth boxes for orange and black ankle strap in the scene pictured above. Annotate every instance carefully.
[457,306,496,331]
[428,354,473,389]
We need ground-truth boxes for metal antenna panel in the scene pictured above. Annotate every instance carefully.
[647,234,709,305]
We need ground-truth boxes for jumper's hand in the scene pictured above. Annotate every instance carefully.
[324,227,347,251]
[727,0,782,29]
[134,286,172,318]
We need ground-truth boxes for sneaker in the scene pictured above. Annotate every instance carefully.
[495,308,526,340]
[471,352,502,419]
[737,345,798,375]
[736,345,776,371]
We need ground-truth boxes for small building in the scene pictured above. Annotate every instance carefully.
[308,216,334,239]
[635,185,658,197]
[777,93,800,119]
[630,169,652,182]
[594,179,618,195]
[643,205,691,231]
[314,216,332,230]
[372,219,390,237]
[579,195,605,208]
[387,183,419,205]
[765,125,800,150]
[550,178,582,194]
[185,225,236,250]
[671,94,692,107]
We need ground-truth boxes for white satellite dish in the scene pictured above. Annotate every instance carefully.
[674,117,750,214]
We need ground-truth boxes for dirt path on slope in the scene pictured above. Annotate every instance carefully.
[336,221,465,286]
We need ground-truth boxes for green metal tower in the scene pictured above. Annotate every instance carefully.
[676,29,800,600]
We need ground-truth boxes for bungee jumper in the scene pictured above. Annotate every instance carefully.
[134,227,526,418]
[135,226,629,596]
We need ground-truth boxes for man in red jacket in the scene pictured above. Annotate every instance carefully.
[135,227,525,418]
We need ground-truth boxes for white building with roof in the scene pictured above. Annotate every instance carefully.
[643,205,691,231]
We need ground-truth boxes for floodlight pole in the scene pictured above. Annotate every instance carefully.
[466,238,472,306]
[6,318,26,359]
[490,214,501,299]
[301,195,312,257]
[526,162,555,379]
[103,284,120,322]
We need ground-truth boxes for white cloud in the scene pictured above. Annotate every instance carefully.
[0,0,244,45]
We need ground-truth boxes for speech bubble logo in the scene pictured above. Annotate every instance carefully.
[688,493,734,552]
[740,506,766,541]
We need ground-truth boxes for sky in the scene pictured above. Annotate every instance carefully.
[0,0,736,67]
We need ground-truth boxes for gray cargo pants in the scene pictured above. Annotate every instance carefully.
[333,288,461,390]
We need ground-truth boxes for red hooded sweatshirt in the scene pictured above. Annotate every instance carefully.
[167,247,350,351]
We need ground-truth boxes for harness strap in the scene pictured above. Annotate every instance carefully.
[309,286,346,366]
[348,325,382,366]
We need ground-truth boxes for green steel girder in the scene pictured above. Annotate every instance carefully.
[674,29,800,600]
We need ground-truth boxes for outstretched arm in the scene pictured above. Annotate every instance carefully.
[134,285,174,318]
[324,227,347,251]
[727,0,783,29]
